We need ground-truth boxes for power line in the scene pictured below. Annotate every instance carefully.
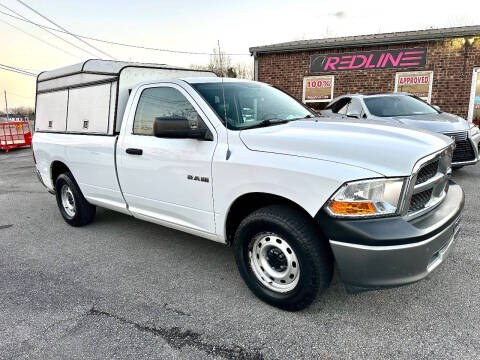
[15,0,116,60]
[0,14,80,59]
[0,3,102,58]
[0,63,37,76]
[0,9,250,56]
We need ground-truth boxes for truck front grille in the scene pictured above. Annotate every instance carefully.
[415,160,439,185]
[409,189,433,212]
[405,147,452,218]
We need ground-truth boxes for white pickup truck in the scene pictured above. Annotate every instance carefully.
[33,60,464,310]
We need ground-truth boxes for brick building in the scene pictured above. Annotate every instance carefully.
[250,26,480,123]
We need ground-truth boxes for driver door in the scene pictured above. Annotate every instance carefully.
[117,83,217,236]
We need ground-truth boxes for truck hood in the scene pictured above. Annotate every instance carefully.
[372,112,470,133]
[239,119,452,177]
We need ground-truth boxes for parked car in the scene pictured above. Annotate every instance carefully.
[33,61,464,310]
[321,93,480,168]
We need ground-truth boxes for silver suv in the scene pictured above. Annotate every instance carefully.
[321,93,480,168]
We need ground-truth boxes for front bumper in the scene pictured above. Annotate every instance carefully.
[316,182,464,288]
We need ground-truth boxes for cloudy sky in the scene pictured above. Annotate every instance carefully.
[0,0,478,109]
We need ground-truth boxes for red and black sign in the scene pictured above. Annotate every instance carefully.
[310,48,427,73]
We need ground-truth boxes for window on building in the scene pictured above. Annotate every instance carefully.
[470,69,480,124]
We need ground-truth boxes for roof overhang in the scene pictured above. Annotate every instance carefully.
[250,25,480,55]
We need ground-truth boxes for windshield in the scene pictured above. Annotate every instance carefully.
[364,95,439,117]
[192,82,313,130]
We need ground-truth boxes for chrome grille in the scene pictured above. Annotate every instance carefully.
[404,147,453,218]
[442,131,468,142]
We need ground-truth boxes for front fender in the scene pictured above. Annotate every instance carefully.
[212,147,380,241]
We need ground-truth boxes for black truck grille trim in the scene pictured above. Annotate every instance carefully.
[415,160,439,185]
[409,189,433,213]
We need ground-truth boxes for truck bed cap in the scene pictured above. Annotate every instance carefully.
[37,59,189,82]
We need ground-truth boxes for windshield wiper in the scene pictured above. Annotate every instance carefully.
[244,119,291,130]
[291,114,316,120]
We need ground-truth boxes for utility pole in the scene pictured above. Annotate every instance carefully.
[4,90,9,121]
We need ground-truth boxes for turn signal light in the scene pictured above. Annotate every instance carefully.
[329,201,376,215]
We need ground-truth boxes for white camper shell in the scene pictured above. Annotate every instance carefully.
[35,60,216,134]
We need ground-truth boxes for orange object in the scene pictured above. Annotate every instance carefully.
[0,121,32,153]
[329,201,376,215]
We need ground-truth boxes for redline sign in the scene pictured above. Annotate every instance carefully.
[310,48,427,73]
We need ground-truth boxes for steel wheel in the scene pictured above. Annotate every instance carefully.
[249,232,300,293]
[60,184,76,218]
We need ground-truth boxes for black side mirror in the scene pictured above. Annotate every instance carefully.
[154,117,212,140]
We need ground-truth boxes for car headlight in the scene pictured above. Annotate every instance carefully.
[469,125,480,137]
[325,178,406,218]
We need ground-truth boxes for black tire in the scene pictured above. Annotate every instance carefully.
[233,205,333,311]
[55,171,96,227]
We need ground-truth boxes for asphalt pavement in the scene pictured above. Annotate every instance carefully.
[1,147,479,359]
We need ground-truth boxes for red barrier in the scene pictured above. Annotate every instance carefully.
[0,121,32,153]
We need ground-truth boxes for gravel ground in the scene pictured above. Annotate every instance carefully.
[0,147,479,359]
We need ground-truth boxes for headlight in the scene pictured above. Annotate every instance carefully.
[469,125,480,137]
[325,178,406,218]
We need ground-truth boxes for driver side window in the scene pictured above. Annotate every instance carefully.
[133,87,205,135]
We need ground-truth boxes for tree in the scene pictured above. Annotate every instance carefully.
[6,106,35,120]
[190,48,253,80]
[231,62,253,80]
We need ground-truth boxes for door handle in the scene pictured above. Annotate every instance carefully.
[126,148,143,155]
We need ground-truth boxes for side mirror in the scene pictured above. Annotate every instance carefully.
[433,105,441,112]
[346,110,362,119]
[154,117,212,140]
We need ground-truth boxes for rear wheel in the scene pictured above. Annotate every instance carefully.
[233,205,333,311]
[55,172,96,227]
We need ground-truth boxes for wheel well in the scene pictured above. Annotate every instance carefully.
[51,161,70,189]
[225,193,315,245]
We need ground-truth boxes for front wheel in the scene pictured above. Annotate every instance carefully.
[55,172,96,227]
[233,205,333,311]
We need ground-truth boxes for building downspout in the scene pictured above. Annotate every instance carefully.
[253,52,258,81]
